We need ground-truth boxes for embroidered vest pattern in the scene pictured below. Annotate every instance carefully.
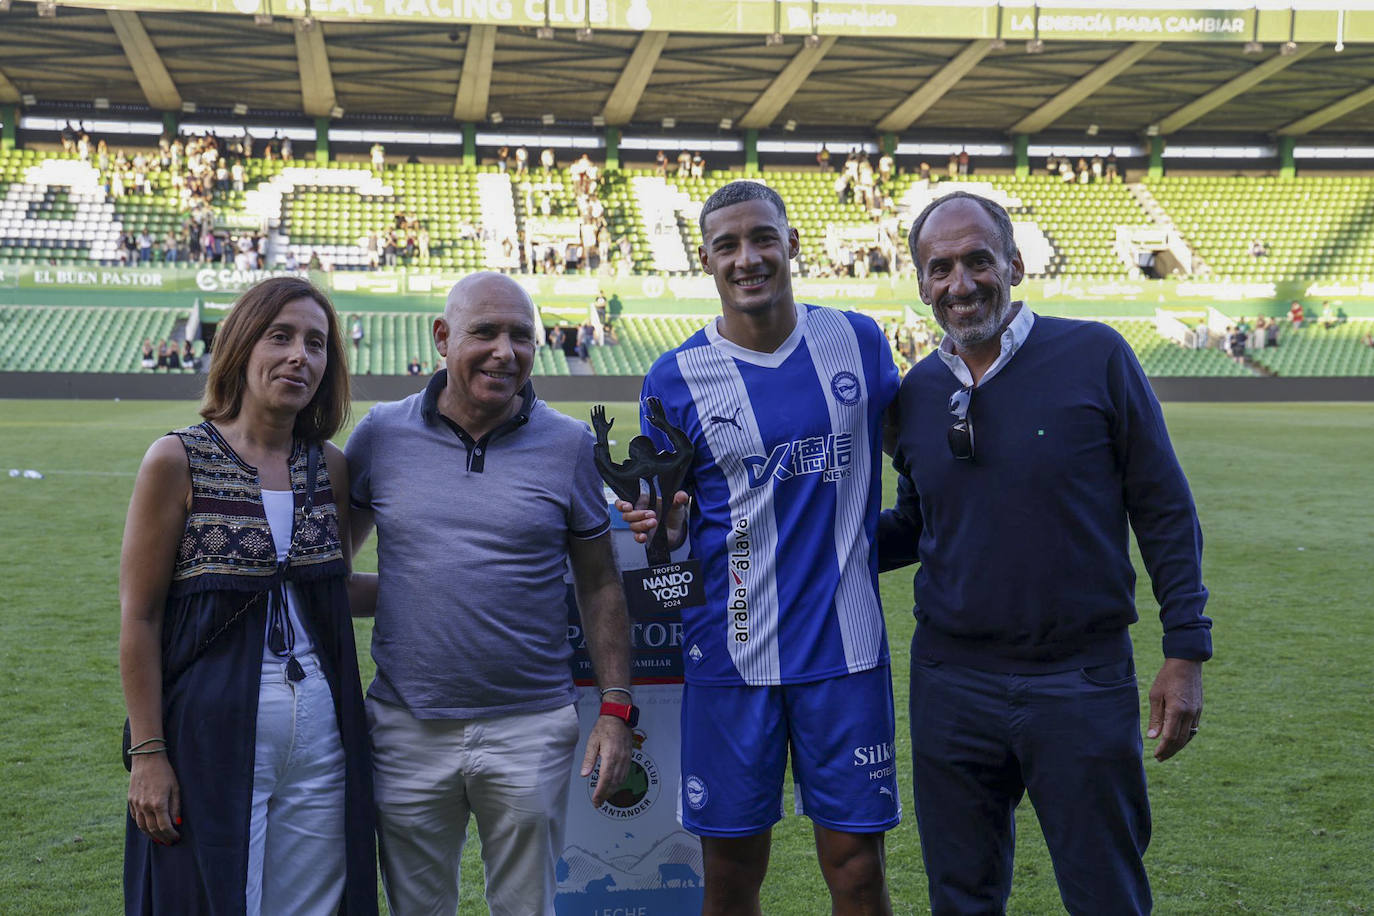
[171,423,344,591]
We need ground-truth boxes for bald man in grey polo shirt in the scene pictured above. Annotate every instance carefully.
[346,273,633,916]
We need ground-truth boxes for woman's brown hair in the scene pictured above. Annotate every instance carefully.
[200,276,351,441]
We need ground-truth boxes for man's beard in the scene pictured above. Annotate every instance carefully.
[933,292,1012,350]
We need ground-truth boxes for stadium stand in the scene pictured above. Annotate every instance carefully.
[1100,319,1252,377]
[1249,320,1374,377]
[0,305,187,372]
[1143,176,1374,282]
[4,143,1374,380]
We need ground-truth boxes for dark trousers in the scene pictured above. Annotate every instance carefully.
[910,652,1152,915]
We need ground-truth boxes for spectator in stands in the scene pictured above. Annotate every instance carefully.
[654,150,669,176]
[1319,301,1337,329]
[691,151,706,178]
[140,339,156,371]
[350,316,365,356]
[831,169,850,206]
[284,250,300,271]
[677,149,692,178]
[1091,155,1104,181]
[406,356,422,376]
[1230,325,1248,363]
[1059,158,1075,183]
[1364,332,1374,349]
[565,242,583,273]
[404,228,418,262]
[166,342,182,371]
[1265,317,1280,348]
[1045,155,1058,176]
[365,231,380,270]
[497,146,509,173]
[281,136,292,161]
[383,231,399,268]
[137,228,154,265]
[957,148,970,176]
[417,227,430,260]
[878,150,894,184]
[1106,152,1120,182]
[155,340,170,371]
[514,146,528,176]
[816,147,831,170]
[1076,158,1091,184]
[371,143,386,171]
[577,320,594,359]
[947,153,958,179]
[1288,300,1304,327]
[1193,318,1210,350]
[162,231,180,265]
[179,339,196,372]
[540,147,556,174]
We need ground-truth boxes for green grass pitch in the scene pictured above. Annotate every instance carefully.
[1,398,1371,914]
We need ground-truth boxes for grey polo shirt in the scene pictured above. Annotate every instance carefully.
[346,372,611,718]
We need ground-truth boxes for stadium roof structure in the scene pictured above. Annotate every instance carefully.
[3,1,1374,143]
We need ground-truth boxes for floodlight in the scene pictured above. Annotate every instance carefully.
[803,34,820,49]
[181,100,197,113]
[1279,41,1298,56]
[1086,124,1099,137]
[661,117,676,129]
[1025,38,1044,54]
[764,32,783,47]
[0,0,13,12]
[254,13,273,25]
[718,118,733,130]
[94,97,109,110]
[575,27,593,42]
[233,102,249,116]
[783,119,797,132]
[1334,41,1345,53]
[541,113,556,126]
[1243,40,1263,54]
[591,114,606,127]
[1145,124,1160,137]
[299,15,314,30]
[490,111,503,125]
[536,25,555,39]
[21,93,37,107]
[37,1,56,18]
[329,105,344,118]
[989,38,1006,50]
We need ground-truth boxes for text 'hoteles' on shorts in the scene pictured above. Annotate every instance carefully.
[677,664,901,837]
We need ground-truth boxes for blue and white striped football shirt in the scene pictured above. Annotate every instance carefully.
[641,303,900,686]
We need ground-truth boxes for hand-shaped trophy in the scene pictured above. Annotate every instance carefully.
[591,398,704,615]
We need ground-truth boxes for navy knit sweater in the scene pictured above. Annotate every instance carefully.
[878,315,1212,673]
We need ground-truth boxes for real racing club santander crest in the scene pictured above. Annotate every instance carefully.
[588,729,661,820]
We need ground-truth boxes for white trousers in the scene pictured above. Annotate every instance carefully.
[367,697,580,916]
[246,655,347,916]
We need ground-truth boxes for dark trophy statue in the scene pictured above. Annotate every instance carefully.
[591,397,692,566]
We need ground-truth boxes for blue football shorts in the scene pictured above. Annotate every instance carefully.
[677,664,901,837]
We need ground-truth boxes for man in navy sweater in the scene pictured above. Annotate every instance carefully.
[879,192,1211,915]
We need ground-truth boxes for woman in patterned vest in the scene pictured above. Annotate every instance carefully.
[120,276,377,915]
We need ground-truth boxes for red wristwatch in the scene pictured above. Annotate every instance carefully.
[599,700,640,727]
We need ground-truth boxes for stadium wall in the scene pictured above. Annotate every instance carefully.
[4,373,1372,404]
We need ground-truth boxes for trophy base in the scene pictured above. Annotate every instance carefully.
[621,559,705,618]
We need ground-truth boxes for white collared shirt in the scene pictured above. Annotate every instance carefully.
[936,301,1035,388]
